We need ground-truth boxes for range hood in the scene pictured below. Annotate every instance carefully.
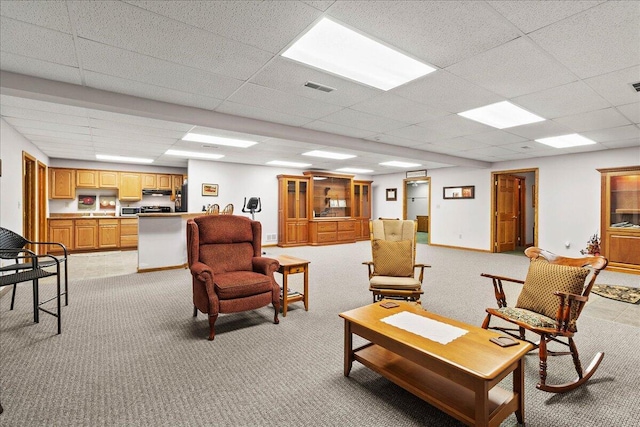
[142,189,172,196]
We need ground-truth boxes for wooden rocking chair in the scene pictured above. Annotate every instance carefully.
[481,247,608,393]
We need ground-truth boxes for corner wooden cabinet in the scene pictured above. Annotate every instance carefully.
[277,175,309,247]
[598,166,640,274]
[353,180,372,240]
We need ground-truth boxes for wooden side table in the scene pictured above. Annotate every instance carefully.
[275,255,310,316]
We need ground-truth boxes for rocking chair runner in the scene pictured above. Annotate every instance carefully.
[481,247,608,393]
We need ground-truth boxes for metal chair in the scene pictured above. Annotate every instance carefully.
[0,227,69,334]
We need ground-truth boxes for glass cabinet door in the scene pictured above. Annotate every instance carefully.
[610,174,640,228]
[362,184,370,218]
[298,180,307,219]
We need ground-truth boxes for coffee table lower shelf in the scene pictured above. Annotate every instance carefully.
[354,344,519,427]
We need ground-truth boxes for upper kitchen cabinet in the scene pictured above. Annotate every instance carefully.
[157,174,172,190]
[142,173,157,189]
[98,170,119,188]
[119,172,142,201]
[49,168,75,199]
[76,169,99,188]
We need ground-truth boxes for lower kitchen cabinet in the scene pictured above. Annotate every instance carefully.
[99,219,120,249]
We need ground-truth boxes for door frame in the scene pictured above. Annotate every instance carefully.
[37,161,47,247]
[403,177,430,238]
[22,151,37,245]
[491,168,539,253]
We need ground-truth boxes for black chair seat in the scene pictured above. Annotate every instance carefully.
[0,268,57,286]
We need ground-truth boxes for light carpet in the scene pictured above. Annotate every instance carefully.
[1,242,639,426]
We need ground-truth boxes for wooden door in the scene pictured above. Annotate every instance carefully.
[23,152,37,246]
[495,175,518,252]
[37,161,47,249]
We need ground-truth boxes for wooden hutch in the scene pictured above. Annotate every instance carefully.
[277,172,372,247]
[598,166,640,274]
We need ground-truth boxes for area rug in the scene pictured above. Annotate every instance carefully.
[591,284,640,304]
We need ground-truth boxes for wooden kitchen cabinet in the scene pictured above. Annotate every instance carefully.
[598,166,640,274]
[98,170,119,188]
[48,219,74,253]
[157,174,172,190]
[119,172,142,201]
[171,174,184,201]
[98,219,120,249]
[76,170,99,188]
[119,218,138,249]
[49,168,75,199]
[141,173,157,189]
[277,175,309,247]
[75,219,98,250]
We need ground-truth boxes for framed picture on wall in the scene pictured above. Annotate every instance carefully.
[443,186,475,199]
[202,183,219,196]
[386,188,397,201]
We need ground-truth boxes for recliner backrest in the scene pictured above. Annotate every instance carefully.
[370,220,416,262]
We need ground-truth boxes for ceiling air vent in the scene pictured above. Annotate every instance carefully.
[304,81,336,93]
[632,82,640,92]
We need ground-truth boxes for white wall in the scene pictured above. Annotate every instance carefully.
[0,119,49,234]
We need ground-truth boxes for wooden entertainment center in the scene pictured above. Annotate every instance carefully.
[277,172,372,247]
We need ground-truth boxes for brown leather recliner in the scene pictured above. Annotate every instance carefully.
[187,215,280,340]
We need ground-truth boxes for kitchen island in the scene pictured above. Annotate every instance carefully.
[137,212,205,272]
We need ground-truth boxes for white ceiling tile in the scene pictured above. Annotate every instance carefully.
[0,105,90,126]
[0,95,89,116]
[503,120,573,140]
[528,1,640,78]
[464,130,527,146]
[20,129,92,141]
[250,57,381,107]
[68,1,272,80]
[428,137,490,152]
[0,16,77,66]
[583,66,640,106]
[302,120,378,139]
[84,71,223,111]
[599,137,640,150]
[385,125,438,143]
[446,37,577,98]
[0,0,73,33]
[317,108,407,133]
[514,81,610,119]
[0,52,82,85]
[88,118,186,139]
[582,125,640,143]
[364,134,424,148]
[458,145,520,158]
[487,1,604,34]
[617,103,640,125]
[227,83,344,120]
[4,117,90,134]
[350,93,449,124]
[500,140,557,155]
[88,110,193,132]
[392,71,503,113]
[126,0,322,53]
[79,40,243,99]
[553,108,631,132]
[328,1,520,68]
[418,114,494,138]
[215,101,312,127]
[91,128,178,144]
[301,1,335,12]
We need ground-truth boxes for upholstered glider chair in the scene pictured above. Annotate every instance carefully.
[481,247,608,393]
[364,219,429,303]
[187,215,280,340]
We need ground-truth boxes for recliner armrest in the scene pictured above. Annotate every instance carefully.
[190,261,213,281]
[252,257,279,275]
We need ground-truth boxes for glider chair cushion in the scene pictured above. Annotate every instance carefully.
[365,219,428,302]
[187,215,280,340]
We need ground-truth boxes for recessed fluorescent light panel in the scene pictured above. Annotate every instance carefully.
[335,167,374,174]
[458,101,545,129]
[182,133,257,148]
[96,154,153,164]
[266,160,312,168]
[165,149,224,160]
[535,134,597,149]
[380,161,422,168]
[282,18,436,91]
[302,150,355,160]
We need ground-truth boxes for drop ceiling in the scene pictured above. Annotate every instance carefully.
[0,1,638,174]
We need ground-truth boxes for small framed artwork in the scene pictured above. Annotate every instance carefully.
[202,183,219,197]
[386,188,397,201]
[443,186,475,199]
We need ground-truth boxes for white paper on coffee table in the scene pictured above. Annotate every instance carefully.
[381,311,468,345]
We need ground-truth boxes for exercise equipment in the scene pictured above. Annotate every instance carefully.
[242,197,261,220]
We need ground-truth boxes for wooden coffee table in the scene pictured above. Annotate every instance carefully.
[339,302,533,427]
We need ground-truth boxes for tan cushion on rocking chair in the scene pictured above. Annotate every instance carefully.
[516,258,589,327]
[372,239,413,277]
